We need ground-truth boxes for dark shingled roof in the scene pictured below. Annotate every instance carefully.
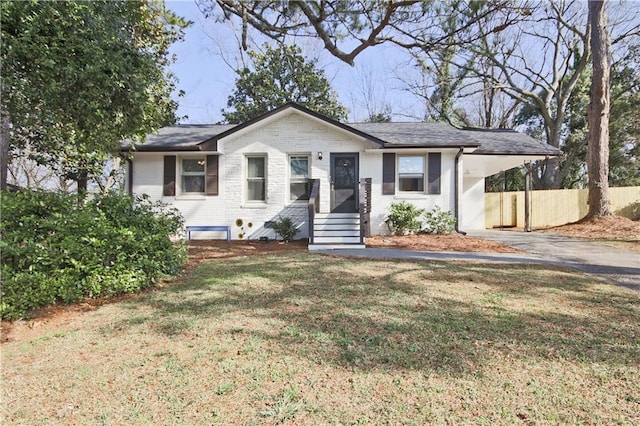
[350,122,480,148]
[123,124,234,151]
[463,128,560,155]
[122,104,559,157]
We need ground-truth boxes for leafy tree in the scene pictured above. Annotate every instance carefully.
[402,6,475,127]
[221,44,348,123]
[0,1,189,193]
[561,65,592,189]
[365,111,393,123]
[609,65,640,187]
[485,168,525,192]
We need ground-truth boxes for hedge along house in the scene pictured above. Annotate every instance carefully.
[122,103,559,250]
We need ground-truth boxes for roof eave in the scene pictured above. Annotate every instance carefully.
[470,151,560,156]
[122,145,202,153]
[383,143,480,149]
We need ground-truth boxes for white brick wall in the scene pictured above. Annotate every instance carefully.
[363,149,459,235]
[221,111,365,240]
[131,109,485,239]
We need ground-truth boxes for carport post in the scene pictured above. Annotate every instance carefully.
[524,162,532,232]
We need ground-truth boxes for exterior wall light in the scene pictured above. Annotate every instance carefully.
[317,151,323,160]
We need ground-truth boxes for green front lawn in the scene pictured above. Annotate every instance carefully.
[3,253,639,424]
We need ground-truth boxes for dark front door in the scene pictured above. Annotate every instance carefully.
[330,153,359,213]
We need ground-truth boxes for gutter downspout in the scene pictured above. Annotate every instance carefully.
[454,147,466,235]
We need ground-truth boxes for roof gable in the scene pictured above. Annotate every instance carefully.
[213,102,386,146]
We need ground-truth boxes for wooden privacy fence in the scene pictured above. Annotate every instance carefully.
[485,186,640,229]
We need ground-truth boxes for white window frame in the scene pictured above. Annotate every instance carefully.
[246,154,267,202]
[180,156,206,194]
[288,154,311,203]
[397,155,426,193]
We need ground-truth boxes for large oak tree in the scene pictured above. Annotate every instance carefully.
[1,1,189,193]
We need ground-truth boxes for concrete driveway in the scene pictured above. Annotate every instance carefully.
[320,231,639,291]
[468,230,639,291]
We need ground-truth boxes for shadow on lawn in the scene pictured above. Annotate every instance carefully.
[140,253,640,375]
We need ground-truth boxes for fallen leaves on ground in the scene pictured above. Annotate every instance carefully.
[546,215,640,240]
[365,233,520,253]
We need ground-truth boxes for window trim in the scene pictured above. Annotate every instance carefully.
[397,154,426,193]
[180,156,206,195]
[288,153,311,203]
[246,154,267,203]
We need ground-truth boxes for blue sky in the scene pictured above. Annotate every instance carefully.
[166,1,418,124]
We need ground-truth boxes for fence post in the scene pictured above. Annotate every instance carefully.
[525,163,532,232]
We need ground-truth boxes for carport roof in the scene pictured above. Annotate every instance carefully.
[463,128,560,156]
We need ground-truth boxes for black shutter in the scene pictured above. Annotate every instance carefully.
[382,153,396,195]
[428,153,441,195]
[206,155,219,195]
[163,156,176,196]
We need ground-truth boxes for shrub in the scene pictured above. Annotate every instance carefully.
[384,201,424,235]
[0,190,186,320]
[422,206,456,234]
[272,216,299,242]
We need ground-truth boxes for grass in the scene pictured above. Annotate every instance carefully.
[2,252,640,425]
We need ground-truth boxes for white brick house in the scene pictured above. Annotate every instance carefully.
[123,103,559,249]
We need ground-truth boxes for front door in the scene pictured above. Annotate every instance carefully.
[330,153,359,213]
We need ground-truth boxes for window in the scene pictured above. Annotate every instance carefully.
[398,155,425,192]
[247,155,266,201]
[181,158,206,193]
[289,155,310,201]
[382,153,440,195]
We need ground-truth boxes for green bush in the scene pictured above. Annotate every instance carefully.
[1,190,186,320]
[422,206,456,234]
[272,216,299,242]
[384,201,425,235]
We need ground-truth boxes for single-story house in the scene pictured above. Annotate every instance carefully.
[122,102,559,249]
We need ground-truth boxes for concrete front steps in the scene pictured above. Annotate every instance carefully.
[308,212,365,251]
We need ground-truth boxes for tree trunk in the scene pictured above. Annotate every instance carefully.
[586,0,612,218]
[0,108,10,191]
[77,169,88,198]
